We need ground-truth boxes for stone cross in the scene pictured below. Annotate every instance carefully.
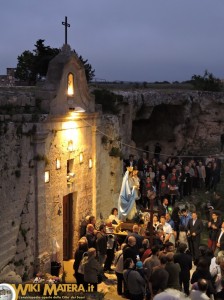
[62,16,70,45]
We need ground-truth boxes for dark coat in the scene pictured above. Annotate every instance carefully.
[174,252,192,280]
[158,204,168,218]
[165,262,181,290]
[123,244,139,264]
[187,218,203,239]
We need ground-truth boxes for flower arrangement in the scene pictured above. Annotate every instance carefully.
[33,272,61,284]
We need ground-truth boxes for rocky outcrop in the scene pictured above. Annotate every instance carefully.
[114,89,224,158]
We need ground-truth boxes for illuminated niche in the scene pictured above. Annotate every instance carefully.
[67,72,74,96]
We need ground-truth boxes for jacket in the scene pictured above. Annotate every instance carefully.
[83,256,101,283]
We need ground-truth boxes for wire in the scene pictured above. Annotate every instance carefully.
[81,118,221,159]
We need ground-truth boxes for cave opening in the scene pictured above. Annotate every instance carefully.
[132,104,185,149]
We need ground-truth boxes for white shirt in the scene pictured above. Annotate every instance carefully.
[162,222,173,235]
[217,230,224,244]
[190,290,209,300]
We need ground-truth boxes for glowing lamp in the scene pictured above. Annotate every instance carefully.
[79,152,84,164]
[89,158,93,169]
[45,171,50,183]
[56,158,61,170]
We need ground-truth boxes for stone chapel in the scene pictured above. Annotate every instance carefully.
[0,44,122,282]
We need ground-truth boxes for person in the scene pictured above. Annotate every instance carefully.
[141,176,156,209]
[85,224,97,248]
[154,142,162,161]
[187,211,203,263]
[124,154,138,171]
[215,221,224,255]
[167,168,179,206]
[80,215,90,238]
[83,248,102,292]
[153,288,187,300]
[165,252,181,290]
[96,224,107,269]
[150,255,169,297]
[114,243,126,296]
[104,232,116,273]
[123,258,145,300]
[197,161,206,190]
[220,133,224,152]
[143,245,160,280]
[190,278,210,300]
[118,167,138,221]
[213,255,224,294]
[158,198,169,218]
[140,239,152,263]
[191,258,215,297]
[174,243,192,295]
[125,224,144,250]
[158,175,169,204]
[73,237,88,284]
[123,236,139,265]
[216,277,224,300]
[108,207,120,225]
[179,208,191,247]
[181,165,192,197]
[207,212,222,252]
[160,216,173,245]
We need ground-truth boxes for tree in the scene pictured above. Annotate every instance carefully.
[73,52,95,82]
[191,70,222,92]
[15,39,95,84]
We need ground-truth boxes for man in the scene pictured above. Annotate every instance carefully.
[160,216,173,244]
[143,245,160,280]
[165,252,181,290]
[125,224,144,250]
[158,198,169,218]
[123,236,139,264]
[124,154,137,169]
[85,224,97,248]
[187,211,203,263]
[150,255,169,297]
[190,278,210,300]
[179,208,191,246]
[174,243,192,295]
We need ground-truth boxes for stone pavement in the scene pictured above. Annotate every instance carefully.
[63,259,123,300]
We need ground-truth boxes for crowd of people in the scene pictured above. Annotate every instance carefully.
[73,152,224,299]
[74,213,224,299]
[123,152,222,209]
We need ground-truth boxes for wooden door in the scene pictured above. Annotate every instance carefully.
[63,193,73,260]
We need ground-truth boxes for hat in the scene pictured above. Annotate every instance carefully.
[136,261,143,269]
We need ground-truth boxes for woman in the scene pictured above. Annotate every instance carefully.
[73,237,88,284]
[109,207,120,225]
[123,258,145,300]
[83,248,102,292]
